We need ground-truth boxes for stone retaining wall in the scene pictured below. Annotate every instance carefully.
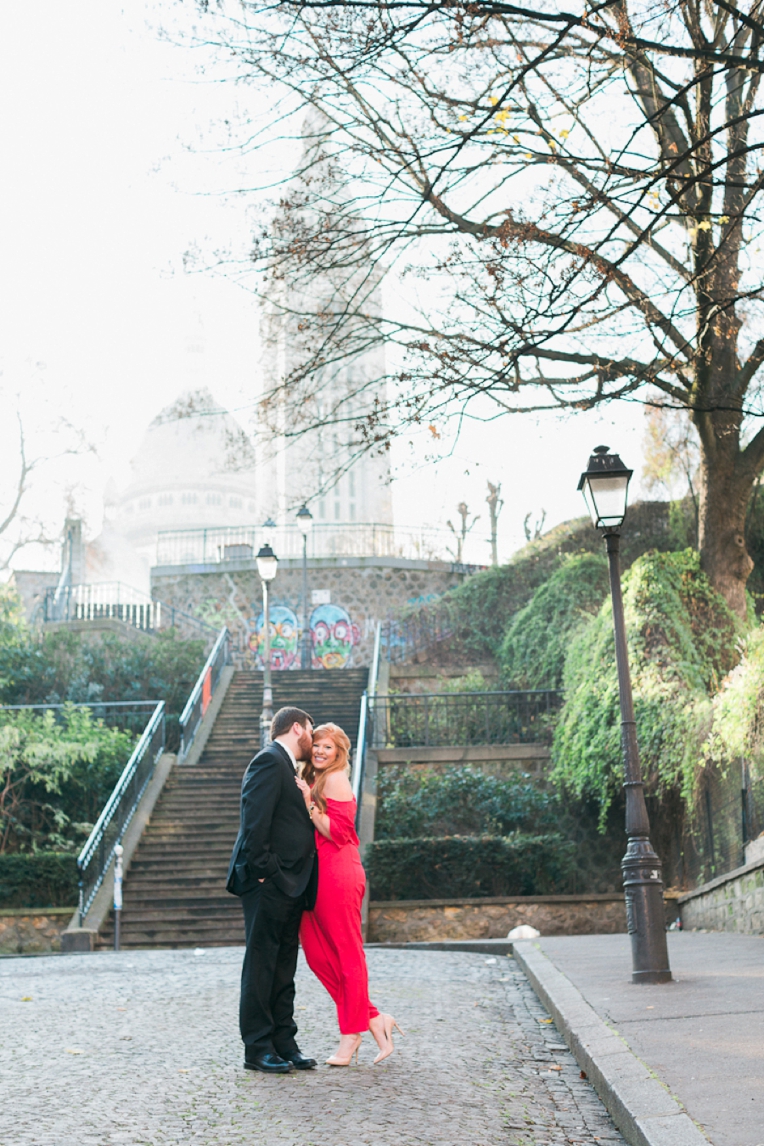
[367,894,627,943]
[375,744,551,780]
[0,908,74,955]
[678,856,764,934]
[152,557,468,669]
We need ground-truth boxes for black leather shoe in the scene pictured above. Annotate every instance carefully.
[244,1052,293,1073]
[280,1050,317,1070]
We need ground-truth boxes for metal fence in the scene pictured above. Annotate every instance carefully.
[0,700,162,738]
[682,760,764,887]
[383,603,456,665]
[42,581,217,643]
[77,701,166,921]
[155,523,473,567]
[178,628,231,762]
[370,689,563,748]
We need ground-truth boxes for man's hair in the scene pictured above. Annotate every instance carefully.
[271,706,313,740]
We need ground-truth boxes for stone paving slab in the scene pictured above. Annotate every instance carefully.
[0,947,625,1145]
[524,933,764,1146]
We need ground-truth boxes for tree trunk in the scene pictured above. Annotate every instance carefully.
[697,444,753,619]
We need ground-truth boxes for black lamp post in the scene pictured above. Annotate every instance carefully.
[256,542,279,747]
[578,445,672,984]
[296,504,313,669]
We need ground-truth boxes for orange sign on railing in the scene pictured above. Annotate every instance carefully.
[201,666,212,715]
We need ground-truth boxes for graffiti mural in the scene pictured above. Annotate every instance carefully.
[310,603,360,669]
[248,604,300,670]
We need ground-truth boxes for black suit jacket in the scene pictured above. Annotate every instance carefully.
[226,741,317,903]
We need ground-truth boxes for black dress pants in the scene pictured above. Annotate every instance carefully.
[240,881,306,1056]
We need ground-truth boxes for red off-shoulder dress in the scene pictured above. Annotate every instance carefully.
[299,796,380,1034]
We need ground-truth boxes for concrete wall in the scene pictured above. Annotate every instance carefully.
[376,744,551,780]
[678,855,764,934]
[389,663,500,693]
[0,908,74,954]
[152,557,469,669]
[367,894,628,943]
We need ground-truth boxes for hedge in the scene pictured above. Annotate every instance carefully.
[0,853,79,909]
[365,833,575,900]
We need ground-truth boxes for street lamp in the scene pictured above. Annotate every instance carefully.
[578,445,672,984]
[296,504,313,669]
[256,542,279,747]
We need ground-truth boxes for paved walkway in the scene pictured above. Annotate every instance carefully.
[0,947,624,1146]
[533,933,764,1146]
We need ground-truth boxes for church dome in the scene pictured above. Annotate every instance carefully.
[113,388,258,556]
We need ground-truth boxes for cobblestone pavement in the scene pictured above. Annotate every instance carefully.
[0,947,625,1146]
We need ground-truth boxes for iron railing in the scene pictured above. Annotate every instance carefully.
[77,700,166,920]
[178,627,231,762]
[383,601,456,664]
[681,760,764,888]
[155,522,479,567]
[371,689,563,749]
[0,700,162,737]
[45,582,161,630]
[42,581,217,643]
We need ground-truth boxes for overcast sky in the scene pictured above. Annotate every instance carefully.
[0,0,646,573]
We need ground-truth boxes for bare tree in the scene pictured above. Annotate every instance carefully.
[486,480,504,565]
[523,508,547,543]
[446,501,480,562]
[190,0,764,615]
[643,402,700,519]
[0,404,91,573]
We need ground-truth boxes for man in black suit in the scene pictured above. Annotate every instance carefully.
[226,705,318,1073]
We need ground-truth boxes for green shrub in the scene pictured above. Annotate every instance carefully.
[552,549,741,821]
[376,765,558,838]
[498,553,609,688]
[0,852,78,908]
[0,706,134,853]
[365,833,575,899]
[0,624,205,752]
[396,499,688,662]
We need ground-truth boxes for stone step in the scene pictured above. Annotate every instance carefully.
[109,666,367,947]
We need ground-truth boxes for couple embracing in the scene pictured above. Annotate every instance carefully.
[226,706,402,1072]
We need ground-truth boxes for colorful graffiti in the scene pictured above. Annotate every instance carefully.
[310,603,360,670]
[248,605,300,670]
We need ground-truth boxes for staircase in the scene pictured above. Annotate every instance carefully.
[99,668,368,949]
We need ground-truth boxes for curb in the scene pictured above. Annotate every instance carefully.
[365,938,513,955]
[512,941,710,1146]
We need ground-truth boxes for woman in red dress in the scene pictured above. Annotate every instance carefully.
[296,723,403,1066]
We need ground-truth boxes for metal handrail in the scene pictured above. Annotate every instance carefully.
[352,621,382,820]
[352,692,369,809]
[77,700,166,920]
[367,622,382,712]
[178,627,230,762]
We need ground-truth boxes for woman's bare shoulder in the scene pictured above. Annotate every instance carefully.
[323,771,354,800]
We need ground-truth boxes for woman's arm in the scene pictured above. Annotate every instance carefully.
[295,775,333,839]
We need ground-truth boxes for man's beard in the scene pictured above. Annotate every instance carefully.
[296,728,313,762]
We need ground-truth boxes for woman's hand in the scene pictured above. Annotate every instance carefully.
[295,775,312,808]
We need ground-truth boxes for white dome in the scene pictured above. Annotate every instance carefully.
[112,388,259,554]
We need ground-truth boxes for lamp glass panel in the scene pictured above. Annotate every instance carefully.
[296,514,313,537]
[581,480,599,528]
[588,473,629,526]
[256,555,279,582]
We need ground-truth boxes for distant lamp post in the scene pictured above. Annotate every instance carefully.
[256,542,279,747]
[296,505,313,669]
[578,445,672,984]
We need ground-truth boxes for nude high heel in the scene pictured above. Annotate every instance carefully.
[326,1034,362,1066]
[372,1014,404,1064]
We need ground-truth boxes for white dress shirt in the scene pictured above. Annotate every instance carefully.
[274,737,298,773]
